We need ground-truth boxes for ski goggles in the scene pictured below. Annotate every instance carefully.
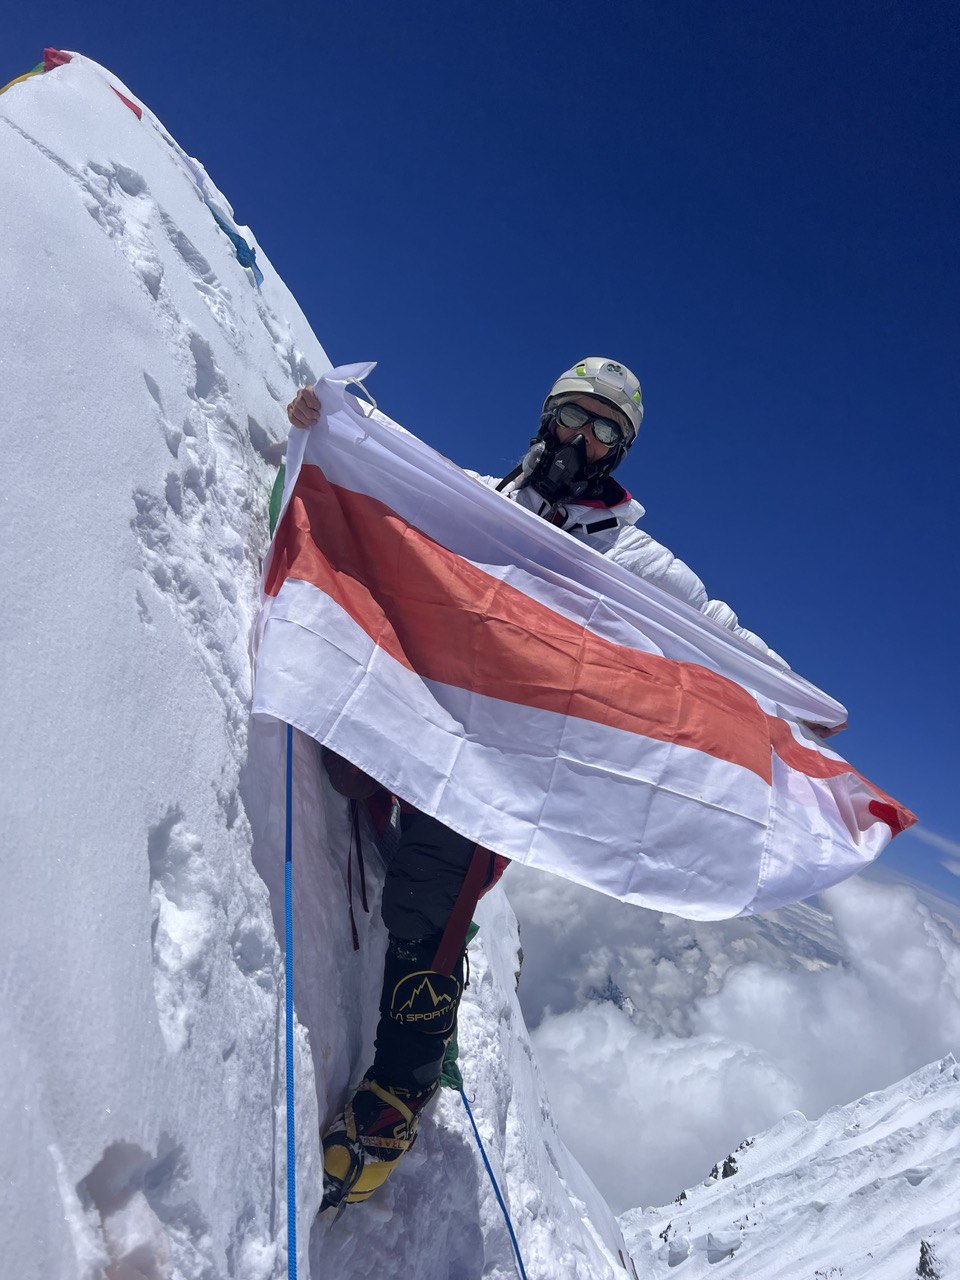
[552,401,631,447]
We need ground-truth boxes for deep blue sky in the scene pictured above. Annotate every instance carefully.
[6,1,959,891]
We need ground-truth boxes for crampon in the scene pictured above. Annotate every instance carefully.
[320,1076,438,1216]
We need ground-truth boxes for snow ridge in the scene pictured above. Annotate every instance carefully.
[621,1055,960,1279]
[1,51,636,1279]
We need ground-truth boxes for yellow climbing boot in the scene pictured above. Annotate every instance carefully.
[320,1076,438,1213]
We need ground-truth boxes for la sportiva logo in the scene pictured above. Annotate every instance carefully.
[390,970,461,1035]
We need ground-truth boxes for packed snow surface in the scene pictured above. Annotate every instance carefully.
[3,49,957,1280]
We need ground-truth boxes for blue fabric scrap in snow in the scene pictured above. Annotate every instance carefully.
[208,203,264,286]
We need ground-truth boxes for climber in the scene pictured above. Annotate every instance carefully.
[286,358,655,1209]
[285,356,780,1211]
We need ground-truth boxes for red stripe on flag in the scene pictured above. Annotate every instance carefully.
[765,717,916,832]
[266,462,915,833]
[868,801,913,835]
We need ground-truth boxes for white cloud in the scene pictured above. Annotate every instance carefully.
[695,878,960,1114]
[907,825,960,858]
[531,1003,797,1212]
[942,858,960,878]
[507,869,960,1215]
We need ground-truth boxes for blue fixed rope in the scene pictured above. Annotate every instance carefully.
[285,723,297,1278]
[460,1090,529,1280]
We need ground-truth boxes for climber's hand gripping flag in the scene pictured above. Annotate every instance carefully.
[252,364,915,920]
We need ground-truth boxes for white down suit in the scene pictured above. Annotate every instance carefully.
[471,471,789,668]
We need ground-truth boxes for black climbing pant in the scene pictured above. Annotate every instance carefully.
[371,809,476,1091]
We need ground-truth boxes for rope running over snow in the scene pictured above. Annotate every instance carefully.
[285,723,298,1278]
[460,1090,529,1280]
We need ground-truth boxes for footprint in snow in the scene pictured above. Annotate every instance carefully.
[147,810,219,1053]
[187,331,227,406]
[158,208,240,345]
[75,1137,216,1279]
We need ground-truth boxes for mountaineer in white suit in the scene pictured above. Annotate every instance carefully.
[287,356,787,1212]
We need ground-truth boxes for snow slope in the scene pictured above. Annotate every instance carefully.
[0,52,636,1279]
[620,1055,960,1279]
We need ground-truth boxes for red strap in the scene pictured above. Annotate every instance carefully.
[483,853,511,898]
[432,845,496,976]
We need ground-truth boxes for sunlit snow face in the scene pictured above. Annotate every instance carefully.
[550,393,629,463]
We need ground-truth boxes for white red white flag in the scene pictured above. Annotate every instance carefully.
[252,364,915,920]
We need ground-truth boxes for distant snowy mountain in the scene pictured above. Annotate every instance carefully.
[3,49,958,1280]
[621,1055,960,1279]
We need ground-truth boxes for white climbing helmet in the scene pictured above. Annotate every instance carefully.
[543,357,644,441]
